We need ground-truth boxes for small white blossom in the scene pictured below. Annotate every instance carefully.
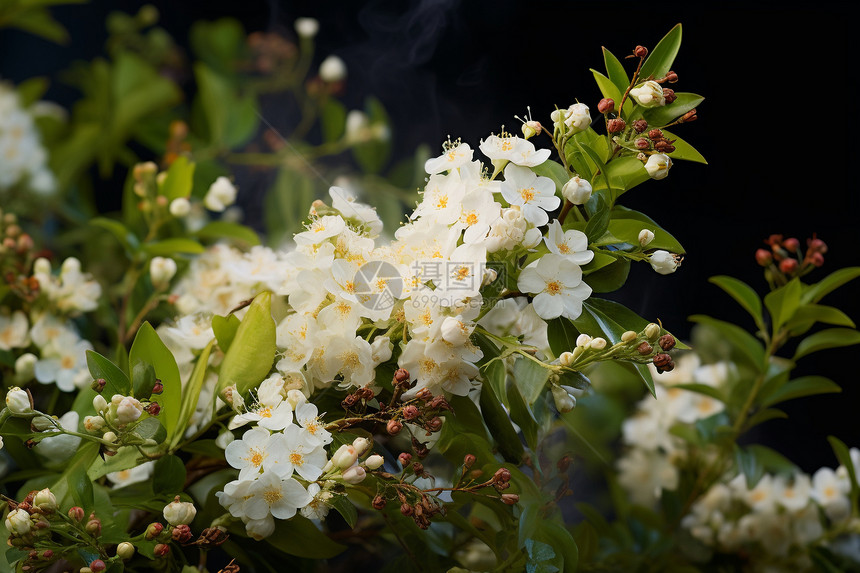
[644,153,672,180]
[203,176,237,212]
[629,81,665,107]
[517,254,592,320]
[650,250,680,275]
[319,55,347,82]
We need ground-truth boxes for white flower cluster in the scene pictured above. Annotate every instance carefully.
[617,353,731,506]
[0,82,56,194]
[217,388,334,539]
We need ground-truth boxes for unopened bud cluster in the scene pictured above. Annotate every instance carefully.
[557,323,677,375]
[757,234,827,285]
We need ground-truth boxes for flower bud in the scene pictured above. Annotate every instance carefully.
[810,252,825,267]
[90,560,106,573]
[783,238,799,253]
[652,353,675,373]
[644,153,672,180]
[662,88,677,104]
[551,385,576,413]
[638,229,655,247]
[630,81,665,107]
[755,248,773,266]
[402,405,419,420]
[152,381,164,394]
[607,118,626,133]
[398,452,412,466]
[332,445,358,470]
[168,197,191,218]
[779,258,798,274]
[116,396,143,425]
[163,497,197,526]
[4,509,31,535]
[659,334,676,351]
[521,120,542,139]
[597,98,615,114]
[342,465,366,484]
[644,323,661,340]
[203,177,237,212]
[400,503,414,517]
[15,353,37,381]
[92,394,108,413]
[150,257,177,288]
[649,250,679,275]
[808,238,828,253]
[575,334,592,348]
[559,351,575,367]
[91,378,106,392]
[589,337,607,350]
[621,331,638,343]
[145,522,164,540]
[387,419,403,435]
[632,119,648,133]
[172,524,193,543]
[440,316,474,345]
[664,70,679,83]
[561,176,593,205]
[68,506,85,521]
[501,493,519,505]
[365,454,384,470]
[634,137,650,150]
[352,437,372,456]
[102,431,118,444]
[146,402,161,416]
[33,488,57,512]
[654,140,675,153]
[563,103,591,133]
[463,454,476,468]
[634,45,648,57]
[5,387,32,414]
[153,544,170,558]
[393,368,411,385]
[116,542,135,559]
[85,518,102,536]
[319,55,347,82]
[294,17,319,39]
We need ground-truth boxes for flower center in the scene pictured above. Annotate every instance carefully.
[546,280,562,295]
[289,452,304,466]
[61,355,75,369]
[520,187,536,203]
[248,448,266,468]
[464,212,479,226]
[263,488,283,505]
[557,243,570,254]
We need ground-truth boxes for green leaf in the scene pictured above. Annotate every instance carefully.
[194,63,259,148]
[132,361,157,399]
[762,375,841,407]
[195,221,261,247]
[639,24,682,82]
[745,407,788,430]
[321,99,347,143]
[642,93,703,127]
[216,292,276,395]
[142,238,205,256]
[794,328,860,360]
[602,156,648,196]
[265,168,317,244]
[802,267,860,304]
[607,208,684,253]
[546,318,580,358]
[746,445,797,474]
[2,5,72,43]
[512,356,552,406]
[265,515,346,559]
[661,130,707,164]
[507,382,540,451]
[132,417,168,443]
[479,382,524,463]
[583,258,629,293]
[212,314,241,354]
[689,315,767,370]
[583,194,610,243]
[734,444,764,489]
[673,383,724,402]
[171,340,215,448]
[86,350,133,396]
[602,47,630,95]
[330,494,358,528]
[764,278,801,333]
[591,69,623,113]
[708,276,764,330]
[50,442,99,511]
[153,455,187,494]
[159,156,195,200]
[829,436,860,511]
[785,304,856,336]
[91,217,140,257]
[16,76,49,107]
[129,323,182,440]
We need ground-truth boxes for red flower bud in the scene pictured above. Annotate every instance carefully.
[146,402,161,416]
[152,381,164,394]
[463,454,476,468]
[393,368,410,385]
[145,522,164,540]
[637,342,653,355]
[172,524,193,543]
[494,467,512,483]
[779,258,798,274]
[372,495,386,510]
[755,249,773,266]
[68,506,85,521]
[810,252,825,267]
[808,238,828,253]
[634,45,648,58]
[632,119,648,133]
[648,129,663,140]
[664,70,679,83]
[658,334,676,351]
[91,378,106,392]
[153,544,170,558]
[402,405,419,420]
[398,452,412,466]
[90,560,106,573]
[597,98,615,113]
[386,420,402,435]
[783,238,799,252]
[501,493,519,505]
[635,138,650,150]
[662,88,677,104]
[400,503,413,517]
[607,118,626,133]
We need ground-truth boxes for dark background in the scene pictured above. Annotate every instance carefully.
[2,0,857,472]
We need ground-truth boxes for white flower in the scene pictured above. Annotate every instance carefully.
[225,427,291,482]
[301,483,333,521]
[33,331,93,391]
[329,186,382,236]
[270,424,327,481]
[456,190,501,245]
[83,415,105,432]
[561,176,592,205]
[4,386,31,414]
[33,488,57,512]
[163,497,197,526]
[440,316,475,345]
[246,516,276,540]
[479,134,550,167]
[517,254,592,320]
[294,215,346,245]
[644,153,672,180]
[294,401,332,446]
[563,103,591,133]
[0,311,29,350]
[500,164,559,227]
[484,207,528,252]
[229,400,293,431]
[425,142,474,174]
[115,396,143,426]
[203,176,237,212]
[4,508,31,535]
[244,471,313,520]
[319,55,347,82]
[638,229,655,246]
[773,474,812,512]
[169,197,191,217]
[649,250,680,275]
[294,17,319,39]
[629,81,665,107]
[544,221,594,265]
[150,257,177,287]
[811,467,851,521]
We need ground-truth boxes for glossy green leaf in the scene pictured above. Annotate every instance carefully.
[639,24,682,82]
[602,46,630,95]
[661,129,707,164]
[91,217,140,257]
[153,455,187,494]
[479,382,524,463]
[746,445,797,474]
[172,340,215,448]
[603,156,648,195]
[709,276,764,330]
[802,267,860,304]
[50,442,99,511]
[762,376,841,406]
[194,63,258,148]
[735,444,764,489]
[585,258,630,293]
[829,436,860,509]
[584,194,610,243]
[321,98,347,143]
[159,156,195,200]
[513,356,552,406]
[546,317,580,358]
[745,407,788,430]
[764,278,801,333]
[129,323,182,440]
[673,383,724,402]
[507,382,539,451]
[217,291,277,395]
[265,515,346,559]
[591,69,623,112]
[642,93,703,127]
[785,304,856,335]
[794,328,860,360]
[689,314,766,370]
[212,314,241,353]
[86,350,132,396]
[195,221,261,247]
[608,207,685,253]
[330,494,358,528]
